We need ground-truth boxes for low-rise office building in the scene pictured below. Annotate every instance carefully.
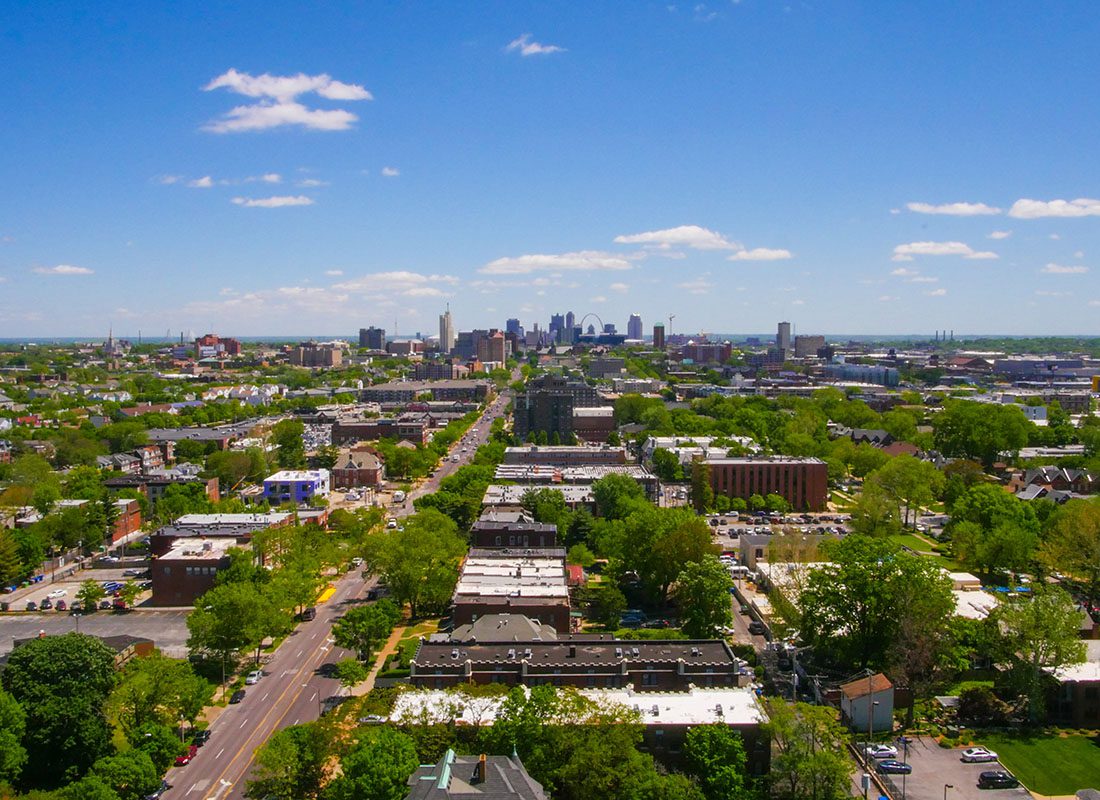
[150,537,237,606]
[104,473,220,507]
[360,380,491,404]
[262,469,330,505]
[453,549,570,633]
[149,512,292,556]
[706,456,828,511]
[502,445,628,466]
[469,520,558,549]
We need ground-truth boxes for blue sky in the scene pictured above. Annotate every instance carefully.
[2,1,1100,338]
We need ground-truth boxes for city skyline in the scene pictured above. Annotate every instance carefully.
[3,3,1100,336]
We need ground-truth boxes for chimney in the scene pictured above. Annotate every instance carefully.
[477,753,487,783]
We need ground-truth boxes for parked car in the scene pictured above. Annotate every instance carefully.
[98,600,113,610]
[747,620,766,635]
[47,589,67,598]
[960,747,999,763]
[55,599,67,611]
[864,744,899,759]
[876,760,912,775]
[191,729,211,747]
[978,771,1019,789]
[39,598,52,610]
[143,779,172,799]
[229,689,246,704]
[174,745,198,766]
[25,600,37,612]
[245,670,263,685]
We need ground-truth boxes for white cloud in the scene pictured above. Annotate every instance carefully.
[609,282,630,292]
[202,68,371,133]
[614,224,739,251]
[505,33,566,56]
[728,247,793,261]
[259,173,282,184]
[231,195,315,208]
[188,175,214,188]
[1049,233,1061,240]
[910,276,939,283]
[332,271,459,294]
[925,288,948,297]
[878,295,897,302]
[381,166,400,177]
[324,269,344,276]
[906,201,1001,216]
[33,264,93,276]
[1041,263,1089,274]
[1035,290,1069,297]
[297,178,329,187]
[891,241,998,261]
[590,295,607,303]
[156,174,182,185]
[988,230,1012,240]
[1008,198,1100,219]
[678,278,714,295]
[1074,250,1085,259]
[791,299,805,305]
[480,250,632,275]
[890,267,919,277]
[1089,300,1100,307]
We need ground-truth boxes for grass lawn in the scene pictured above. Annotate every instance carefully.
[980,731,1100,795]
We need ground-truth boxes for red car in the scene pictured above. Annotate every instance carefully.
[174,745,198,766]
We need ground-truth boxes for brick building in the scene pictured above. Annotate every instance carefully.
[706,457,828,511]
[452,549,571,633]
[469,520,558,549]
[150,538,237,606]
[513,374,600,440]
[331,416,429,446]
[331,447,384,489]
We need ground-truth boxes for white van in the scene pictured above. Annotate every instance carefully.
[393,490,406,503]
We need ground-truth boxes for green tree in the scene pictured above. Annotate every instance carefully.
[187,581,292,683]
[585,584,628,628]
[363,510,466,617]
[866,453,944,526]
[650,448,684,481]
[566,543,596,568]
[108,652,210,731]
[675,556,734,638]
[57,775,122,800]
[333,658,370,689]
[764,700,852,800]
[799,536,954,672]
[1038,499,1100,603]
[521,488,573,532]
[933,400,1031,469]
[947,484,1039,577]
[326,726,419,800]
[847,481,902,537]
[592,473,648,520]
[271,419,306,469]
[690,459,715,513]
[128,722,186,773]
[332,599,402,662]
[89,750,160,800]
[117,580,143,608]
[990,585,1085,722]
[246,722,332,800]
[0,688,27,787]
[683,724,748,800]
[0,528,23,585]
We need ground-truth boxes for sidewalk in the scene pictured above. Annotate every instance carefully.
[353,623,407,695]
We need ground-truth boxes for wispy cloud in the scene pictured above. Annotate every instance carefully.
[925,288,948,297]
[297,178,329,187]
[614,224,739,251]
[202,68,372,133]
[678,278,714,295]
[891,241,998,262]
[1041,263,1089,274]
[505,33,566,56]
[728,247,792,261]
[33,264,93,276]
[890,267,918,277]
[257,173,281,184]
[1008,198,1100,219]
[188,175,214,188]
[156,174,183,185]
[987,230,1012,240]
[480,251,632,275]
[609,282,630,292]
[231,195,315,208]
[381,166,400,177]
[324,269,344,276]
[906,201,1001,216]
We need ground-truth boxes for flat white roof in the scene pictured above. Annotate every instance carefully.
[161,537,238,560]
[455,556,569,599]
[390,686,766,727]
[173,512,291,526]
[952,589,999,620]
[264,469,330,482]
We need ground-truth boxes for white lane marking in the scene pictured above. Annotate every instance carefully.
[215,747,225,760]
[262,692,269,702]
[310,691,317,702]
[238,717,248,728]
[293,717,299,725]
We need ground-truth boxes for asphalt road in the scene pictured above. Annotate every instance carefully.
[162,386,512,800]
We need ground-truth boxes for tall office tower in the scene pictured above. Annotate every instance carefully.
[438,306,455,353]
[627,313,643,341]
[565,311,575,331]
[359,326,386,350]
[549,313,565,343]
[506,318,524,338]
[652,323,666,349]
[777,321,791,353]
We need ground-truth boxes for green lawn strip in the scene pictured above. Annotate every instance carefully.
[980,732,1100,795]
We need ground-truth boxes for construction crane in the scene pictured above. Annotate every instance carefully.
[668,314,675,336]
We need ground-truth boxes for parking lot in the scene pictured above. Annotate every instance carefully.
[3,565,151,611]
[0,609,193,658]
[883,736,1030,800]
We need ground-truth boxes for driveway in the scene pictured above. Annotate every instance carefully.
[889,736,1030,800]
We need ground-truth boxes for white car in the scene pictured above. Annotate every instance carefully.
[245,670,263,685]
[865,744,898,759]
[960,746,998,763]
[47,589,67,598]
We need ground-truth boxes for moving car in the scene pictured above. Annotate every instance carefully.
[174,745,198,766]
[978,771,1019,789]
[876,760,912,775]
[245,670,263,685]
[864,744,899,759]
[229,689,246,704]
[960,747,999,763]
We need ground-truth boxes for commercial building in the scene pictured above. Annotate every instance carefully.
[111,498,143,543]
[150,537,237,607]
[653,323,666,350]
[386,339,426,357]
[104,474,220,507]
[502,445,628,466]
[289,340,343,367]
[776,321,791,353]
[706,457,829,511]
[438,308,455,354]
[469,519,559,549]
[149,512,292,556]
[262,469,331,505]
[413,361,470,380]
[332,416,429,446]
[410,635,747,692]
[513,374,600,440]
[793,334,825,359]
[194,333,242,358]
[679,340,732,364]
[452,549,571,632]
[627,313,643,341]
[822,361,899,387]
[360,380,491,404]
[359,326,386,350]
[483,484,595,511]
[493,463,659,499]
[476,330,507,365]
[839,673,895,734]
